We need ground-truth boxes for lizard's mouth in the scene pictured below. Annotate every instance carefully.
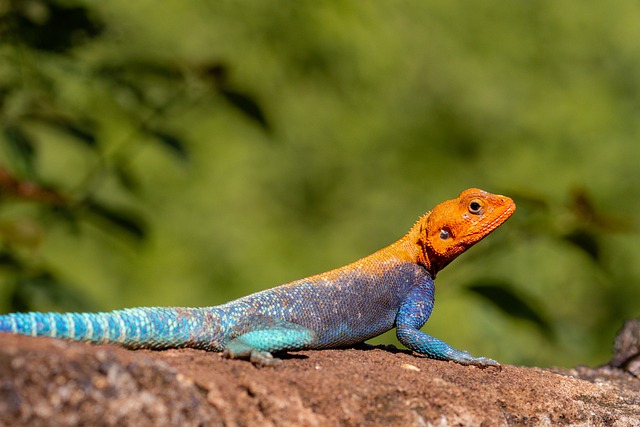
[465,201,516,242]
[487,201,516,230]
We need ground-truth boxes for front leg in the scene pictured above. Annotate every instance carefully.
[395,279,500,369]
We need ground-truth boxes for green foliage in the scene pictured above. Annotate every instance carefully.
[0,0,639,367]
[0,0,269,310]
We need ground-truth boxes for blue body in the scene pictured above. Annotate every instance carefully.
[0,254,496,367]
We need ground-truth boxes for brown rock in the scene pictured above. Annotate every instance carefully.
[0,334,638,426]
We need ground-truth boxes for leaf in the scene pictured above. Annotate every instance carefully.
[0,250,21,270]
[47,205,81,234]
[83,199,147,241]
[10,272,95,312]
[29,114,99,148]
[114,161,140,194]
[467,280,553,338]
[198,62,228,86]
[127,62,182,80]
[569,187,632,232]
[563,229,600,262]
[56,118,98,147]
[100,72,147,104]
[195,62,270,131]
[3,125,37,178]
[220,88,270,131]
[97,62,181,108]
[144,128,189,161]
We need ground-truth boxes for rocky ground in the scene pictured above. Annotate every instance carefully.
[0,324,639,426]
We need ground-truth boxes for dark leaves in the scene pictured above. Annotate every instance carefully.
[0,250,21,270]
[197,62,270,131]
[563,229,600,262]
[0,2,275,313]
[10,272,95,312]
[83,199,147,241]
[3,1,103,52]
[143,127,189,161]
[3,125,36,178]
[114,161,140,194]
[220,89,270,131]
[51,118,98,147]
[467,280,553,339]
[0,249,93,312]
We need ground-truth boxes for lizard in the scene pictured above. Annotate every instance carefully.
[0,188,515,368]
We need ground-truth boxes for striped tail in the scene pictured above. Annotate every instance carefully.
[0,307,224,351]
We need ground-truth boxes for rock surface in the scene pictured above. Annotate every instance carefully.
[0,334,638,426]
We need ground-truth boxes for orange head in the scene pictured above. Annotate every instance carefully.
[415,188,516,275]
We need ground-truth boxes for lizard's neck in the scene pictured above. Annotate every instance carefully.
[383,220,435,276]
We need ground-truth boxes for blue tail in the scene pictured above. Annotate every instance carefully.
[0,307,223,350]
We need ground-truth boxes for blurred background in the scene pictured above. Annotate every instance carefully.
[0,0,638,367]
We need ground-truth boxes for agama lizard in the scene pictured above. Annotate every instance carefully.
[0,188,515,368]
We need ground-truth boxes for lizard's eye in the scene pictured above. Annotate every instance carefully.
[468,200,483,215]
[439,228,451,240]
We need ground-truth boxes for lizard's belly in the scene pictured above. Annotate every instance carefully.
[309,307,398,348]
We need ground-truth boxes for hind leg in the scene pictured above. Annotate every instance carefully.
[223,326,315,366]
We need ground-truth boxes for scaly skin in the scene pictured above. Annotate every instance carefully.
[0,188,515,368]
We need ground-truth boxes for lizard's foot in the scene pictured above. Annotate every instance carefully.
[223,347,282,367]
[249,350,283,367]
[450,351,502,370]
[464,357,501,370]
[396,325,502,370]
